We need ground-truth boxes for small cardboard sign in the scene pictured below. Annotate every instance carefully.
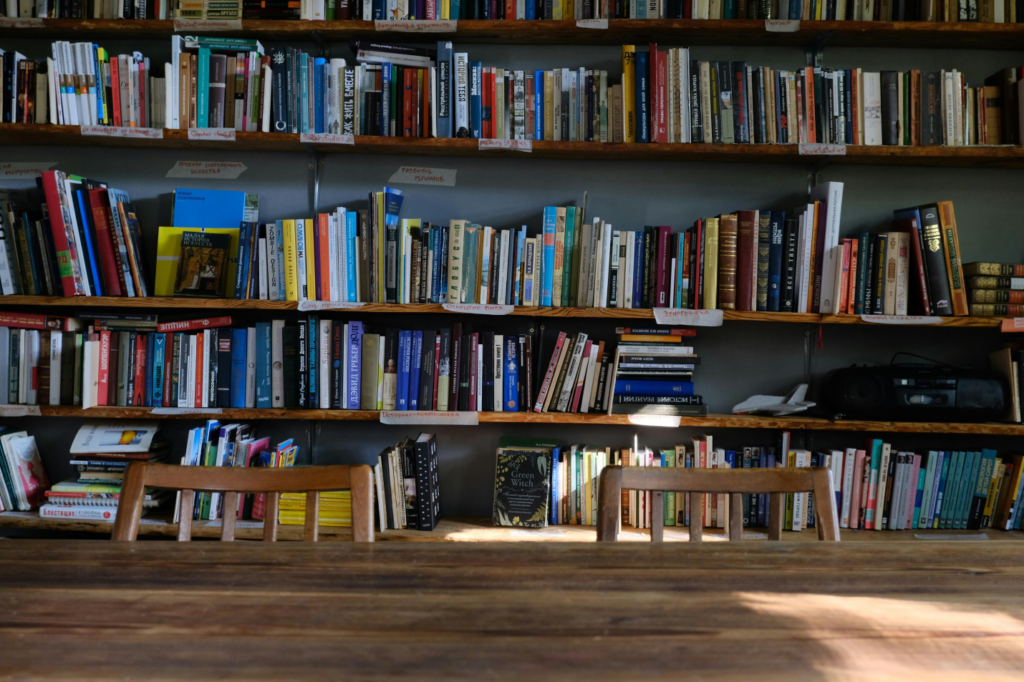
[765,19,800,31]
[297,301,367,311]
[187,127,236,141]
[173,18,242,31]
[627,413,683,428]
[301,133,355,145]
[0,162,57,178]
[0,17,44,27]
[860,315,943,325]
[0,405,41,416]
[798,143,847,156]
[388,166,457,187]
[374,19,457,31]
[81,125,164,140]
[479,139,532,152]
[653,308,724,327]
[166,161,247,179]
[576,18,608,28]
[441,303,513,316]
[379,410,479,425]
[151,407,224,415]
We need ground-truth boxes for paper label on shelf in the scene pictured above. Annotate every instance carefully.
[0,17,44,27]
[81,125,164,140]
[173,18,242,31]
[860,315,943,325]
[374,19,457,31]
[0,405,41,417]
[798,142,846,156]
[1001,318,1024,332]
[765,19,800,31]
[166,161,247,179]
[187,127,236,141]
[379,410,479,425]
[510,529,565,537]
[576,18,608,28]
[151,407,224,415]
[388,166,457,187]
[441,303,513,316]
[300,132,355,145]
[297,300,367,311]
[653,308,724,327]
[0,162,57,178]
[627,413,682,428]
[914,533,988,540]
[478,139,532,152]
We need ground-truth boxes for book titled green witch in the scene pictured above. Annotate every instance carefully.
[492,447,551,528]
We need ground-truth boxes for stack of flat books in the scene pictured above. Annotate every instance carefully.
[605,327,706,417]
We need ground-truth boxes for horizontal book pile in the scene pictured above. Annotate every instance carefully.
[0,429,48,512]
[604,327,702,417]
[374,432,440,532]
[40,421,167,522]
[967,262,1024,317]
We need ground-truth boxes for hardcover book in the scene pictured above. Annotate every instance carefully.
[493,447,551,528]
[173,231,231,297]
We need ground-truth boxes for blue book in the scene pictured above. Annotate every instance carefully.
[436,42,453,138]
[346,212,358,301]
[512,226,526,305]
[230,328,247,408]
[540,207,557,306]
[152,333,166,406]
[74,190,103,297]
[470,62,483,138]
[550,446,560,524]
[396,330,412,410]
[767,211,785,312]
[347,321,362,410]
[197,47,211,128]
[958,451,983,529]
[450,0,460,18]
[912,464,926,528]
[635,51,649,143]
[380,63,392,136]
[172,189,248,228]
[614,380,694,397]
[313,57,326,133]
[930,452,951,528]
[437,225,449,302]
[431,228,443,303]
[632,231,644,307]
[255,322,272,408]
[299,54,310,133]
[503,335,519,412]
[372,0,385,18]
[233,222,252,299]
[526,0,535,18]
[938,451,961,529]
[534,70,543,140]
[409,331,423,410]
[307,316,317,409]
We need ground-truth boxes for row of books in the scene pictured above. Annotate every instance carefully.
[966,261,1024,318]
[374,432,440,532]
[0,428,48,512]
[6,0,168,18]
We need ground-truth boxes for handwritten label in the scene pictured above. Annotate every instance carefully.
[379,410,479,425]
[0,405,41,417]
[0,161,57,178]
[151,407,224,415]
[81,125,164,140]
[765,19,800,31]
[0,17,44,27]
[166,161,247,179]
[173,18,242,31]
[374,19,457,31]
[860,315,943,325]
[300,132,355,145]
[187,127,236,141]
[653,308,724,327]
[1001,318,1024,332]
[297,300,367,311]
[388,166,456,187]
[914,533,988,540]
[627,413,682,428]
[576,17,608,28]
[478,139,532,152]
[441,303,513,316]
[203,519,263,529]
[798,143,847,156]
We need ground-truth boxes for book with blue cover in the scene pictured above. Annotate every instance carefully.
[614,380,694,397]
[767,210,785,312]
[306,316,318,409]
[230,328,247,408]
[396,330,412,410]
[172,189,248,229]
[409,331,423,410]
[503,335,519,412]
[347,321,362,410]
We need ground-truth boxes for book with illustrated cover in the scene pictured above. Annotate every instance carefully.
[70,422,161,454]
[174,231,231,297]
[493,447,551,528]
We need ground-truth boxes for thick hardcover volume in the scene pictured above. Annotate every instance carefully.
[754,212,771,312]
[493,448,552,528]
[880,71,899,146]
[635,51,649,144]
[893,208,932,315]
[41,171,86,296]
[735,210,757,311]
[436,42,453,139]
[622,46,636,143]
[414,434,440,531]
[347,321,363,410]
[716,214,738,310]
[937,201,968,316]
[916,205,953,316]
[766,211,785,312]
[701,219,719,310]
[229,328,247,408]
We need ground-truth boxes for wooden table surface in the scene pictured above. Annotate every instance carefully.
[2,540,1023,681]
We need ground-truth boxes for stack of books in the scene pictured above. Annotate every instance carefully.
[39,421,167,522]
[0,428,48,512]
[966,262,1024,318]
[605,327,703,417]
[374,432,440,532]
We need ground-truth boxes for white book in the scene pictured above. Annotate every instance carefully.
[266,222,280,301]
[580,344,599,414]
[798,207,815,313]
[338,210,348,302]
[862,72,882,146]
[599,222,612,308]
[809,181,844,314]
[791,449,810,531]
[201,330,211,408]
[895,231,909,315]
[49,332,62,406]
[25,330,39,405]
[245,327,256,408]
[326,213,339,301]
[184,335,196,407]
[616,229,627,308]
[403,232,413,303]
[493,335,503,413]
[918,452,938,529]
[46,56,59,126]
[81,339,99,409]
[840,448,856,528]
[319,319,331,409]
[257,238,268,299]
[454,53,469,138]
[497,230,510,305]
[261,62,273,132]
[270,320,284,408]
[479,226,492,304]
[889,454,906,531]
[624,232,635,309]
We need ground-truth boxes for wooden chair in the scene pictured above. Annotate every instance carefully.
[112,462,375,542]
[597,466,840,543]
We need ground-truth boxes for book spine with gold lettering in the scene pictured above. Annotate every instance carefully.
[963,262,1024,277]
[937,200,968,316]
[969,289,1024,304]
[755,212,770,312]
[622,46,636,143]
[918,205,953,315]
[717,213,738,310]
[970,303,1024,316]
[702,217,719,310]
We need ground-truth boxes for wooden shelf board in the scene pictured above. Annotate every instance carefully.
[3,19,1024,49]
[3,124,1024,168]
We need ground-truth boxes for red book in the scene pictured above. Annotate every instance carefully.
[692,219,704,310]
[87,188,123,297]
[846,238,859,314]
[837,240,851,314]
[654,47,668,143]
[110,57,122,127]
[156,316,233,333]
[431,333,440,411]
[468,332,479,411]
[403,69,416,137]
[97,330,111,406]
[655,225,671,307]
[317,214,330,299]
[337,0,351,18]
[735,210,757,311]
[194,331,204,408]
[482,68,494,139]
[41,171,86,297]
[503,0,513,19]
[850,70,860,144]
[0,311,81,331]
[132,334,146,407]
[534,332,566,412]
[107,331,119,405]
[896,217,932,315]
[804,66,817,143]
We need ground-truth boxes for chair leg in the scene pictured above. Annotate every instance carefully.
[688,492,702,543]
[111,462,147,542]
[812,468,841,542]
[220,492,238,542]
[263,492,280,542]
[597,466,623,542]
[729,493,743,541]
[651,491,664,543]
[350,465,375,543]
[768,493,785,541]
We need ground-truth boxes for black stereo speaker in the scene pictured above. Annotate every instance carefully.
[823,363,1009,422]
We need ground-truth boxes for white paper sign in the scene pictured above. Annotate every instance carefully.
[388,166,456,187]
[576,18,608,28]
[479,139,532,152]
[0,161,57,178]
[0,405,41,417]
[166,161,247,179]
[0,17,44,27]
[203,519,263,529]
[441,303,513,316]
[653,308,724,327]
[379,410,479,425]
[627,413,683,428]
[297,300,366,311]
[765,19,800,31]
[301,132,355,145]
[173,18,243,31]
[860,315,943,325]
[151,407,224,415]
[187,127,236,141]
[81,125,164,140]
[374,19,457,31]
[798,143,847,156]
[1001,318,1024,332]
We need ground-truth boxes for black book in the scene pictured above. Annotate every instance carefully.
[880,452,899,530]
[379,447,395,530]
[216,328,232,408]
[872,233,887,314]
[458,333,470,411]
[448,323,462,411]
[689,60,702,143]
[880,70,900,146]
[306,316,318,409]
[400,440,419,530]
[419,329,436,412]
[414,432,440,531]
[297,320,307,408]
[125,331,137,405]
[920,72,940,146]
[281,325,299,409]
[915,205,953,315]
[481,331,494,412]
[493,447,552,527]
[731,61,749,143]
[609,403,709,416]
[862,237,876,318]
[781,217,798,312]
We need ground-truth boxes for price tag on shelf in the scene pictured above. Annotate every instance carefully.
[0,405,41,417]
[81,125,164,140]
[441,303,513,316]
[187,127,236,142]
[300,132,355,145]
[388,166,457,187]
[1001,318,1024,332]
[576,18,608,28]
[798,143,846,156]
[765,19,800,32]
[297,301,366,312]
[374,19,457,31]
[860,315,943,325]
[173,18,242,31]
[166,161,247,179]
[479,139,532,152]
[0,162,57,178]
[0,17,44,27]
[380,410,479,425]
[627,413,682,428]
[653,308,724,327]
[151,407,224,415]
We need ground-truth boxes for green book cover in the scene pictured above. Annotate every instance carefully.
[197,47,211,128]
[463,224,479,303]
[662,449,676,527]
[492,448,551,528]
[940,451,964,530]
[562,206,575,307]
[932,452,951,528]
[957,451,983,530]
[967,449,998,531]
[865,439,882,529]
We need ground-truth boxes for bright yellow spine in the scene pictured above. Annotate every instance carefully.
[622,46,636,143]
[283,219,299,302]
[303,219,317,300]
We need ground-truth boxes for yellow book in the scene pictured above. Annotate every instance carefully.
[552,0,562,18]
[552,207,567,308]
[154,226,240,297]
[564,0,574,18]
[622,46,636,143]
[543,71,555,141]
[303,219,317,301]
[282,219,299,301]
[441,0,449,17]
[702,217,719,310]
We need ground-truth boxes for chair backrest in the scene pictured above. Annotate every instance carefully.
[112,462,375,542]
[597,466,840,542]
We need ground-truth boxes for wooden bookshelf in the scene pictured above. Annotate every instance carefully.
[2,19,1024,50]
[3,124,1024,168]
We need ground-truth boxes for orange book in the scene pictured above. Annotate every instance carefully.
[194,331,204,408]
[846,238,859,314]
[804,66,817,143]
[937,201,968,316]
